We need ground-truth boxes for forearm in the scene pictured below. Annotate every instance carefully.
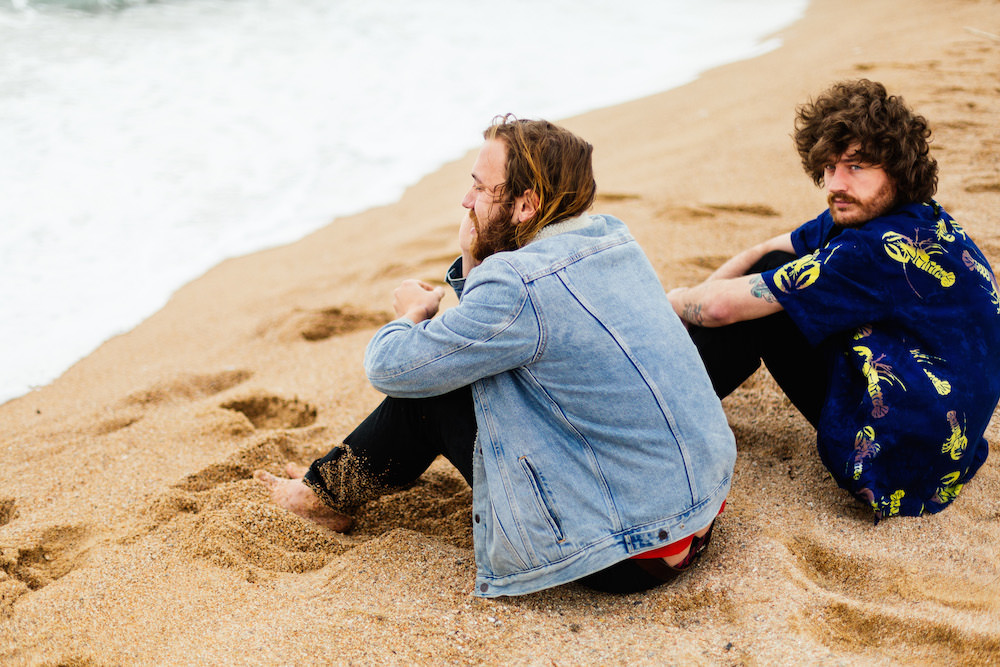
[707,233,795,281]
[669,274,783,327]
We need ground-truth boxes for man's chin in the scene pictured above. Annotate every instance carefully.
[830,208,870,228]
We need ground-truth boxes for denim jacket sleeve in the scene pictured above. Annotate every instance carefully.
[364,255,541,398]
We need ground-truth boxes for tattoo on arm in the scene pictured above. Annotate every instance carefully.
[682,302,704,326]
[749,275,777,303]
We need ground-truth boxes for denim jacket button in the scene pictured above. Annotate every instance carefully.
[480,583,489,593]
[474,514,481,523]
[658,529,668,540]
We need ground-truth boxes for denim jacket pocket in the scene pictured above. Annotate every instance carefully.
[519,456,565,543]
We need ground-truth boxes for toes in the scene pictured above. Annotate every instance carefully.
[284,462,309,479]
[253,469,279,489]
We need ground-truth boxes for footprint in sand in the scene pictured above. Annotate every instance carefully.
[0,497,16,527]
[120,369,254,407]
[261,306,389,342]
[701,203,780,217]
[89,369,255,436]
[805,598,1000,663]
[0,524,90,594]
[657,202,780,222]
[781,532,1000,662]
[595,192,642,203]
[93,413,143,436]
[966,181,1000,194]
[220,392,317,430]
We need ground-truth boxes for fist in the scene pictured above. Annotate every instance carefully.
[393,279,445,323]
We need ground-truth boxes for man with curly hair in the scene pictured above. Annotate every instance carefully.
[668,79,1000,520]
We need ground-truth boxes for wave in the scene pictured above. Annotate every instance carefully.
[1,0,165,13]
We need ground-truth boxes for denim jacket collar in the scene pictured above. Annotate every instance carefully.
[528,213,594,244]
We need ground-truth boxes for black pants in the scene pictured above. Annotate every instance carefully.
[303,387,477,510]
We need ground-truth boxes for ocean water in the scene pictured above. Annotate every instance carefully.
[0,0,807,404]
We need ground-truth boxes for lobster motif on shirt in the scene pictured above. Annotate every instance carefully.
[771,251,823,293]
[882,231,955,290]
[851,425,881,481]
[932,470,964,505]
[940,410,968,461]
[935,218,956,243]
[909,349,952,396]
[853,345,904,418]
[962,249,1000,313]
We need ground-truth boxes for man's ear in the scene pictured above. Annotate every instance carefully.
[514,190,540,223]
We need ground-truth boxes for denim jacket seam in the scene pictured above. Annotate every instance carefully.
[554,269,697,503]
[518,233,634,283]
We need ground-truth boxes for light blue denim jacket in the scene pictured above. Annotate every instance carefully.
[365,214,736,597]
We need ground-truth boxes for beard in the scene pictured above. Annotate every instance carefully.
[470,200,518,262]
[828,180,897,227]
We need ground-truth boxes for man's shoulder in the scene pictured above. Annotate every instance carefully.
[490,214,636,278]
[869,201,945,228]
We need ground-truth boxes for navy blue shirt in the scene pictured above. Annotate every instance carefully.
[762,201,1000,519]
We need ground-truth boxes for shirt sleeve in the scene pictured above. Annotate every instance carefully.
[762,230,894,346]
[789,212,834,256]
[364,257,541,398]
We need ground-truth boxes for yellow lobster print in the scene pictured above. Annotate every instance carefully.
[772,244,844,293]
[853,345,905,418]
[882,231,955,293]
[851,425,880,481]
[934,218,955,243]
[932,470,965,505]
[909,349,951,396]
[940,410,968,461]
[962,249,1000,314]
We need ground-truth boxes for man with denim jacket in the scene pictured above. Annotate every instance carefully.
[668,80,1000,521]
[256,116,736,597]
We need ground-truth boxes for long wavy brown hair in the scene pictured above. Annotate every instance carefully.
[794,79,938,205]
[483,115,597,249]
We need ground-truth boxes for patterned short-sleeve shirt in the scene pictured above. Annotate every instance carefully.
[762,201,1000,519]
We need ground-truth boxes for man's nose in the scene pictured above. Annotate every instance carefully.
[461,189,475,209]
[826,167,848,192]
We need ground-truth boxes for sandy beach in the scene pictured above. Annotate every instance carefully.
[3,0,999,663]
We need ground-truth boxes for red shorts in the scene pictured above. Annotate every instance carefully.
[630,500,725,560]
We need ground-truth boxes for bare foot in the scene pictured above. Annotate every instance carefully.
[253,470,353,532]
[284,462,309,479]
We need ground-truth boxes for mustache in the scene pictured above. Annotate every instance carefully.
[828,193,860,206]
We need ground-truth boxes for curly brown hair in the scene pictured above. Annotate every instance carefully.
[794,79,937,205]
[484,115,597,248]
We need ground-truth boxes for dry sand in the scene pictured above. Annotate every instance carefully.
[2,0,999,664]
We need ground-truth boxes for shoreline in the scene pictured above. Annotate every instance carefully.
[0,1,808,409]
[2,0,999,664]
